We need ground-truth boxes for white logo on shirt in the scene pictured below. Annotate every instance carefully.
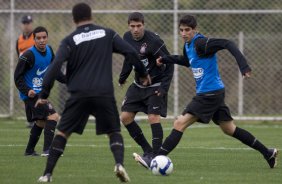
[141,58,149,67]
[73,29,106,45]
[36,67,48,76]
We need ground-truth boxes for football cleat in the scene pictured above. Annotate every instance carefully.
[265,148,278,168]
[24,151,39,156]
[114,164,130,182]
[41,150,49,157]
[38,173,52,182]
[133,152,152,169]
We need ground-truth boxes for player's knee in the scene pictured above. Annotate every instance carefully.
[148,114,160,123]
[120,112,134,125]
[219,121,236,136]
[48,113,60,122]
[56,131,70,139]
[173,119,187,132]
[35,120,45,128]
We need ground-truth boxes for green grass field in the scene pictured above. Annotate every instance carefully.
[0,119,281,184]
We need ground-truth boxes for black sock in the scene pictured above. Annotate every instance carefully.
[109,132,124,165]
[43,120,57,151]
[25,123,43,153]
[232,127,269,157]
[151,123,163,155]
[125,121,152,153]
[158,129,183,156]
[44,135,66,175]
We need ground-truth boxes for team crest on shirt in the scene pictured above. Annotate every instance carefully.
[140,43,147,54]
[192,68,204,81]
[32,77,43,87]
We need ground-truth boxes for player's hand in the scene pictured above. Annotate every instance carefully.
[156,56,163,66]
[28,90,36,98]
[140,74,151,86]
[118,80,126,87]
[155,87,166,97]
[35,98,48,107]
[243,71,251,79]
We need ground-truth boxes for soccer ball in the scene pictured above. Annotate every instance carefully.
[150,155,173,176]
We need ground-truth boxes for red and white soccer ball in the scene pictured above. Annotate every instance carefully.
[150,155,173,176]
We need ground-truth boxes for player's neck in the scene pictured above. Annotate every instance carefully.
[76,20,92,27]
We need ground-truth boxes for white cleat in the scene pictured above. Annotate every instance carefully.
[132,152,151,169]
[37,173,52,182]
[114,164,130,182]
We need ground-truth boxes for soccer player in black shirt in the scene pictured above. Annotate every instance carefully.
[36,3,150,183]
[152,14,277,169]
[14,26,65,157]
[119,12,174,168]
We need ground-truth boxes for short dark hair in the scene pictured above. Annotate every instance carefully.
[179,14,197,29]
[33,26,48,37]
[128,12,144,24]
[72,3,92,23]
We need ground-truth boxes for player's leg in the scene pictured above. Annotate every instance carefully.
[24,120,43,156]
[121,85,153,155]
[158,113,197,156]
[42,112,59,156]
[147,91,166,156]
[121,111,153,154]
[95,97,130,182]
[148,114,162,155]
[215,104,278,168]
[38,130,70,182]
[24,98,43,156]
[219,121,278,168]
[38,97,89,182]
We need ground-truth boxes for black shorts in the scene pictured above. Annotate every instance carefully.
[182,91,233,124]
[121,84,167,117]
[57,96,121,135]
[24,96,56,122]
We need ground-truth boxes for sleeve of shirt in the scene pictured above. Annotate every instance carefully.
[14,50,34,96]
[195,37,252,75]
[40,39,70,99]
[161,45,190,68]
[152,36,174,92]
[112,33,148,78]
[119,59,133,85]
[49,45,67,84]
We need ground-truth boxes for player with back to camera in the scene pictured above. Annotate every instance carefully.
[119,12,174,168]
[36,3,150,183]
[14,26,66,157]
[135,14,278,169]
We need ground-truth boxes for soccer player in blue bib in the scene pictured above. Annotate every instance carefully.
[136,14,278,169]
[14,26,66,157]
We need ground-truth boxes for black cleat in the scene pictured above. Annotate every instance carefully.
[24,151,39,156]
[265,148,278,168]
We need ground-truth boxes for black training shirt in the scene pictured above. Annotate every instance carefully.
[40,23,147,99]
[119,30,174,92]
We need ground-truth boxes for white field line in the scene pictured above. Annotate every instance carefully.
[0,144,280,151]
[1,124,282,133]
